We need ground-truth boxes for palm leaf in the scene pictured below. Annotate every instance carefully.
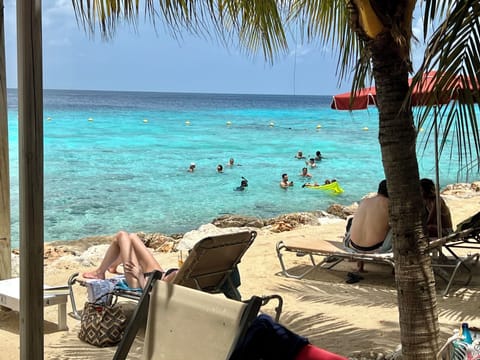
[71,0,289,62]
[414,0,480,173]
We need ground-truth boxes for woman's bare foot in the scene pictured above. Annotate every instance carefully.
[82,270,105,280]
[107,265,122,274]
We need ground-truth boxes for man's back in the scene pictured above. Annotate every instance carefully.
[350,194,389,248]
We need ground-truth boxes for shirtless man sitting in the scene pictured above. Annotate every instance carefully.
[343,179,392,272]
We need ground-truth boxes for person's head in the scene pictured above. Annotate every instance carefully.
[378,179,388,197]
[309,158,315,163]
[217,164,223,172]
[316,150,321,156]
[324,179,331,184]
[297,151,303,156]
[302,167,308,174]
[229,158,234,165]
[282,173,288,181]
[241,179,248,187]
[189,162,196,170]
[420,178,436,199]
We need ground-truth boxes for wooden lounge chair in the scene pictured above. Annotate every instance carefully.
[113,270,279,360]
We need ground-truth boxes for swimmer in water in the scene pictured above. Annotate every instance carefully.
[235,177,249,191]
[300,167,312,178]
[295,151,306,160]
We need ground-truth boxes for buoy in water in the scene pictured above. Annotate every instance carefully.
[143,119,149,123]
[185,120,191,126]
[362,127,369,131]
[316,124,322,129]
[269,122,275,127]
[226,121,232,126]
[47,117,52,121]
[88,117,93,122]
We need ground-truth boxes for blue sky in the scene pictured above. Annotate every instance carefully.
[4,1,427,96]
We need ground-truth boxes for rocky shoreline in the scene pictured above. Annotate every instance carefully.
[9,181,480,278]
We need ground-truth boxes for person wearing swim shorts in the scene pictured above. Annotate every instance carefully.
[343,179,392,272]
[82,231,178,289]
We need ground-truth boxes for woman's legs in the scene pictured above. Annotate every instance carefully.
[83,230,163,285]
[82,233,124,279]
[107,256,123,274]
[118,231,163,288]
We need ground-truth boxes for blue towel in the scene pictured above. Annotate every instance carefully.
[114,279,142,293]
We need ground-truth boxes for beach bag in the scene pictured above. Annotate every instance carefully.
[78,294,127,347]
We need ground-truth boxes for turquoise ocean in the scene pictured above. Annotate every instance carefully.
[6,89,468,248]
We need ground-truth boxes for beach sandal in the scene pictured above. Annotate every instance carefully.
[325,256,340,263]
[345,272,364,284]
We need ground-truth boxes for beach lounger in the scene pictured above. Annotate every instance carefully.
[172,230,257,300]
[68,230,261,318]
[0,277,69,330]
[113,270,280,360]
[276,238,395,280]
[276,233,479,296]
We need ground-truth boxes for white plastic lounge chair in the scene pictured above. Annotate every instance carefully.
[0,277,69,330]
[113,270,279,360]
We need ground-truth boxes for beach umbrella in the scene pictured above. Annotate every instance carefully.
[331,71,477,237]
[330,71,471,110]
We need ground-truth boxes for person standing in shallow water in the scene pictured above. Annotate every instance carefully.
[280,173,294,188]
[299,167,312,178]
[188,163,196,172]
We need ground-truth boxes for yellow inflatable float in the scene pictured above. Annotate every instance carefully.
[302,181,344,194]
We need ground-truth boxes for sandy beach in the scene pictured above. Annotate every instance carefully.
[1,183,479,359]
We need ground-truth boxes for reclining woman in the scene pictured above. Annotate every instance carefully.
[82,231,178,289]
[420,178,453,237]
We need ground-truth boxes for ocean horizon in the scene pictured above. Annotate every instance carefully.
[6,89,472,248]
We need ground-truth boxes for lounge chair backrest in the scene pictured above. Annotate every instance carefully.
[173,230,256,293]
[142,281,262,360]
[456,211,480,231]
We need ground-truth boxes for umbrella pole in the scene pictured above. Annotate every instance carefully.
[434,107,443,238]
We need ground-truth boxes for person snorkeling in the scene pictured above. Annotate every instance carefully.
[235,177,249,191]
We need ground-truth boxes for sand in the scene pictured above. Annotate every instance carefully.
[1,187,480,359]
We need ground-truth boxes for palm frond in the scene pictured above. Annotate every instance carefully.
[414,0,480,173]
[287,0,365,87]
[71,0,289,62]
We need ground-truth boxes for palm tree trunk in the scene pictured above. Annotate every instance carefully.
[371,33,440,358]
